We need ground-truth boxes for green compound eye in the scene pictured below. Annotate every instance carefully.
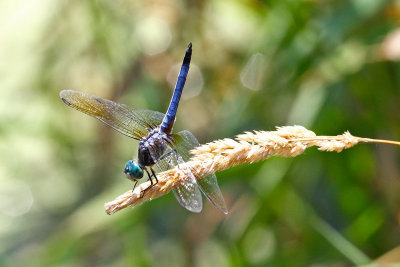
[124,160,143,180]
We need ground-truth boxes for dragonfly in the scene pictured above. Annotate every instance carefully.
[60,43,227,214]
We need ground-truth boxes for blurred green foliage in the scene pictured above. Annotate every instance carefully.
[0,0,400,266]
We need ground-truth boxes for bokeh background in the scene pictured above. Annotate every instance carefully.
[1,0,400,266]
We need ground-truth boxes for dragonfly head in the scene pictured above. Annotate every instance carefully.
[124,160,144,181]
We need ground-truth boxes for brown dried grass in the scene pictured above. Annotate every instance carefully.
[105,126,400,215]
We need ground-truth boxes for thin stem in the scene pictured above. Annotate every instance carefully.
[357,138,400,146]
[292,136,400,146]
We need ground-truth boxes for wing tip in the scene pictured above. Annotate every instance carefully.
[60,90,74,106]
[190,208,202,213]
[59,89,73,96]
[208,198,229,215]
[60,90,71,106]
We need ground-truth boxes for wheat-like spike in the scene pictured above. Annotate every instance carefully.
[105,125,400,215]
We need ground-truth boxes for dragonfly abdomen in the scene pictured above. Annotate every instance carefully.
[160,43,192,134]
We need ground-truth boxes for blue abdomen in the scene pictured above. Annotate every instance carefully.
[160,43,192,134]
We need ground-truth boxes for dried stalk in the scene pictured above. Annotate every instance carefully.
[105,126,400,214]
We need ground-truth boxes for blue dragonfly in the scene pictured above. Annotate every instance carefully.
[60,43,227,214]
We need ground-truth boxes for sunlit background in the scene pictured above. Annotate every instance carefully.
[1,0,400,266]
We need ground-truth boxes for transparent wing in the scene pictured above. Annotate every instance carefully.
[172,130,228,214]
[60,90,164,140]
[171,154,203,213]
[152,144,202,213]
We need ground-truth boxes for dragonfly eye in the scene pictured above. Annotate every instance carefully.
[124,160,143,180]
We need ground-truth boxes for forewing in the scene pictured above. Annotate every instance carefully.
[173,130,228,214]
[151,144,202,213]
[172,180,203,213]
[60,90,164,140]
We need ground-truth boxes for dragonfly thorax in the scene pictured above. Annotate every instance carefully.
[138,127,169,167]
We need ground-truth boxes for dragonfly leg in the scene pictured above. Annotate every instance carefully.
[150,167,158,184]
[131,180,138,192]
[140,168,154,198]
